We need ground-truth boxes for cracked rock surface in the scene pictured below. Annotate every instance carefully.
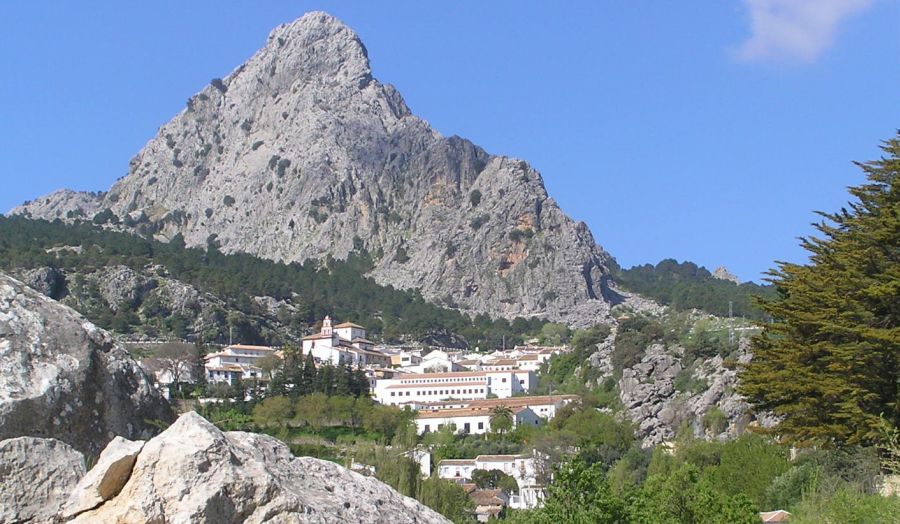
[67,412,451,523]
[0,271,173,457]
[0,437,85,524]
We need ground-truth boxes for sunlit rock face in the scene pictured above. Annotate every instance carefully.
[12,12,617,326]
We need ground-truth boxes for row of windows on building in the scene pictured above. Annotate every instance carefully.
[208,370,257,378]
[389,388,485,397]
[423,421,484,433]
[399,376,484,385]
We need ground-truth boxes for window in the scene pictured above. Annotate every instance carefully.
[390,392,396,397]
[502,378,507,383]
[424,424,430,432]
[478,422,484,430]
[464,423,470,433]
[520,380,525,385]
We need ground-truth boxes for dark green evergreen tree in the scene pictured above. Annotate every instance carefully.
[739,136,900,447]
[317,364,335,396]
[300,352,317,395]
[352,368,371,398]
[334,362,352,397]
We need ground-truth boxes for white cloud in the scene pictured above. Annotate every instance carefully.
[736,0,875,62]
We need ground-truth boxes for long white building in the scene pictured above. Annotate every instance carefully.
[398,394,578,421]
[414,406,540,435]
[373,370,537,406]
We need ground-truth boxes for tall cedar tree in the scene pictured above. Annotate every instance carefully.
[739,136,899,447]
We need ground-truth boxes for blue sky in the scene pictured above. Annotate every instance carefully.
[1,1,897,282]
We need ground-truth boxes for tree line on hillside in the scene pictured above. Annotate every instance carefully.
[614,259,777,320]
[0,216,548,347]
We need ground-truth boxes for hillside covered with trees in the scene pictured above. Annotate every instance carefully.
[615,259,777,320]
[0,216,547,348]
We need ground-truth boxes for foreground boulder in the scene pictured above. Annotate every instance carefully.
[0,272,173,456]
[0,437,85,523]
[66,412,450,523]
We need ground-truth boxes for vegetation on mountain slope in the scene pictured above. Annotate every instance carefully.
[0,216,547,348]
[615,259,777,320]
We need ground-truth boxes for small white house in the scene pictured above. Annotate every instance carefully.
[438,454,545,510]
[205,344,279,385]
[405,350,465,373]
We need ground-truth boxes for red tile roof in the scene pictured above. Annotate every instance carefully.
[389,381,487,390]
[334,321,366,329]
[417,408,492,419]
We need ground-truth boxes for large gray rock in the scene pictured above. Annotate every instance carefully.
[67,412,450,523]
[17,266,66,299]
[11,11,617,326]
[0,272,173,456]
[0,437,86,524]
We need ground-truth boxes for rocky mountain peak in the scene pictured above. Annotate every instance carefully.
[263,11,373,89]
[11,11,616,325]
[712,266,740,284]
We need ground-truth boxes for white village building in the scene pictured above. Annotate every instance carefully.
[414,406,540,435]
[401,350,465,373]
[204,344,279,385]
[399,394,578,421]
[301,316,390,368]
[373,370,538,406]
[438,454,545,510]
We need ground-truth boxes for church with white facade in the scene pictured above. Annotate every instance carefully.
[301,316,390,368]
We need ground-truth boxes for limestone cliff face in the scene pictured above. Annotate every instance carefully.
[11,12,615,325]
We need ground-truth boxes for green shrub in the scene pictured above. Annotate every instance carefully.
[470,214,489,230]
[469,189,481,207]
[393,246,410,264]
[790,487,900,524]
[703,407,728,434]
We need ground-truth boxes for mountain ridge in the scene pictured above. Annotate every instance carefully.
[11,11,617,326]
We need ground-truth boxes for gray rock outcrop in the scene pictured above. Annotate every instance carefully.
[0,437,86,524]
[67,411,450,523]
[712,266,740,284]
[12,189,103,222]
[588,309,765,446]
[11,11,616,326]
[17,266,66,299]
[0,271,173,456]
